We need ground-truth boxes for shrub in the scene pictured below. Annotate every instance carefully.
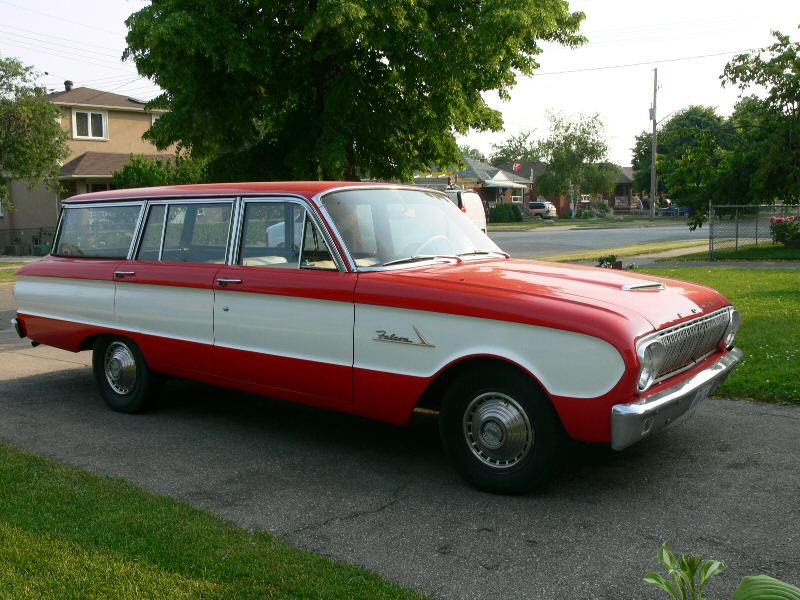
[488,203,523,223]
[770,215,800,245]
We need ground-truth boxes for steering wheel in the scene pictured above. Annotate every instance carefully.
[410,235,450,256]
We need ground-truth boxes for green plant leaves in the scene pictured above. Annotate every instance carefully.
[644,572,681,600]
[734,575,800,600]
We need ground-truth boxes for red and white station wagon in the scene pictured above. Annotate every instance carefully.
[12,182,742,493]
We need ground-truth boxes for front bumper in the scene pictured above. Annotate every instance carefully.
[611,347,743,450]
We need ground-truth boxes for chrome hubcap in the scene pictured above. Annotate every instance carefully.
[463,392,532,469]
[104,342,137,395]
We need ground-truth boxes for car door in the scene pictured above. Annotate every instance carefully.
[212,198,356,411]
[114,199,234,376]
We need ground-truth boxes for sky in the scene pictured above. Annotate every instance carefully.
[2,0,799,167]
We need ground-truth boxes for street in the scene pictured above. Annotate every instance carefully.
[1,280,798,600]
[490,223,707,259]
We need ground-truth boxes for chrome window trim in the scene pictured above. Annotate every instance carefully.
[311,184,479,273]
[126,203,148,260]
[236,196,347,272]
[53,202,145,260]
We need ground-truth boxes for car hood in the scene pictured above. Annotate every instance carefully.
[378,259,729,332]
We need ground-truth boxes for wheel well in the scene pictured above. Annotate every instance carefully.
[415,356,550,413]
[78,334,102,352]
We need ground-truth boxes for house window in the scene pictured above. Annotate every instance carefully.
[90,183,110,193]
[151,113,161,125]
[72,109,107,140]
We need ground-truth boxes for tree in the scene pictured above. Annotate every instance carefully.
[721,27,800,203]
[111,153,207,189]
[535,113,618,218]
[124,1,584,182]
[0,57,69,208]
[489,130,540,166]
[630,106,726,196]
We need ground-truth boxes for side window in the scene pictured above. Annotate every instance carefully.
[159,203,232,263]
[55,204,142,258]
[239,202,303,268]
[300,214,337,270]
[136,205,166,260]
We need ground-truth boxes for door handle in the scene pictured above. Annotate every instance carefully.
[114,271,136,278]
[217,278,243,287]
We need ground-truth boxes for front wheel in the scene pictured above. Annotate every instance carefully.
[439,367,564,494]
[92,336,160,413]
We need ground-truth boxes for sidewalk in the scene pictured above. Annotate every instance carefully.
[0,256,40,264]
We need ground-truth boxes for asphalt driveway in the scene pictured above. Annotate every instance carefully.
[1,317,798,599]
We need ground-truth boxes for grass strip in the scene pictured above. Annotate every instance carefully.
[542,240,704,262]
[665,244,800,262]
[0,268,19,283]
[0,443,425,600]
[640,267,799,404]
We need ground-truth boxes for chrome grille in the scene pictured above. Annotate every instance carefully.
[655,308,731,380]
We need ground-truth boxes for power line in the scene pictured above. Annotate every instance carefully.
[0,0,122,37]
[534,47,762,77]
[0,25,122,60]
[0,23,122,53]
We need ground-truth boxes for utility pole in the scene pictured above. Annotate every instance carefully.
[649,68,658,219]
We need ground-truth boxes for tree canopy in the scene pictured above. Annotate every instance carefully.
[111,153,207,189]
[124,0,584,182]
[489,130,540,166]
[0,57,69,208]
[536,113,618,218]
[631,28,800,228]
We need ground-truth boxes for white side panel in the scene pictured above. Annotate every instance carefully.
[214,291,353,366]
[115,282,213,344]
[14,276,115,324]
[354,304,625,398]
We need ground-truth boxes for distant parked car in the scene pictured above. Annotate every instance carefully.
[444,189,487,233]
[660,204,693,217]
[528,201,558,219]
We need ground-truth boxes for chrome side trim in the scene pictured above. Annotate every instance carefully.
[611,347,743,450]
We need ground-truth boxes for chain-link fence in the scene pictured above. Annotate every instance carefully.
[709,204,800,259]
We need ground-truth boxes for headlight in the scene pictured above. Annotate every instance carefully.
[636,339,667,393]
[720,307,740,349]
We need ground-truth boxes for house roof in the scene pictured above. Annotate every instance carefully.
[59,152,173,178]
[620,166,634,183]
[496,161,549,181]
[46,87,160,112]
[457,156,529,184]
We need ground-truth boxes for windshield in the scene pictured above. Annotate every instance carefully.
[321,188,504,268]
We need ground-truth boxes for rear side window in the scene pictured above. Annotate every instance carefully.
[136,202,232,263]
[55,205,142,258]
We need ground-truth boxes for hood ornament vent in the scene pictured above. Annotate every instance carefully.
[622,281,665,292]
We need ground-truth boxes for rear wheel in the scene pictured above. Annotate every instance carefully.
[92,336,160,413]
[439,366,564,494]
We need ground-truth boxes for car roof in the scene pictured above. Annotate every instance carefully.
[62,181,397,204]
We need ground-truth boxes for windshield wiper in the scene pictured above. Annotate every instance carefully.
[457,250,510,259]
[382,254,463,267]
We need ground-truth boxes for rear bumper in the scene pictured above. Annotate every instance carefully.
[610,347,743,450]
[11,316,25,339]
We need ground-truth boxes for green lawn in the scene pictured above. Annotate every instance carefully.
[667,244,800,262]
[641,267,799,404]
[0,443,425,600]
[0,263,24,283]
